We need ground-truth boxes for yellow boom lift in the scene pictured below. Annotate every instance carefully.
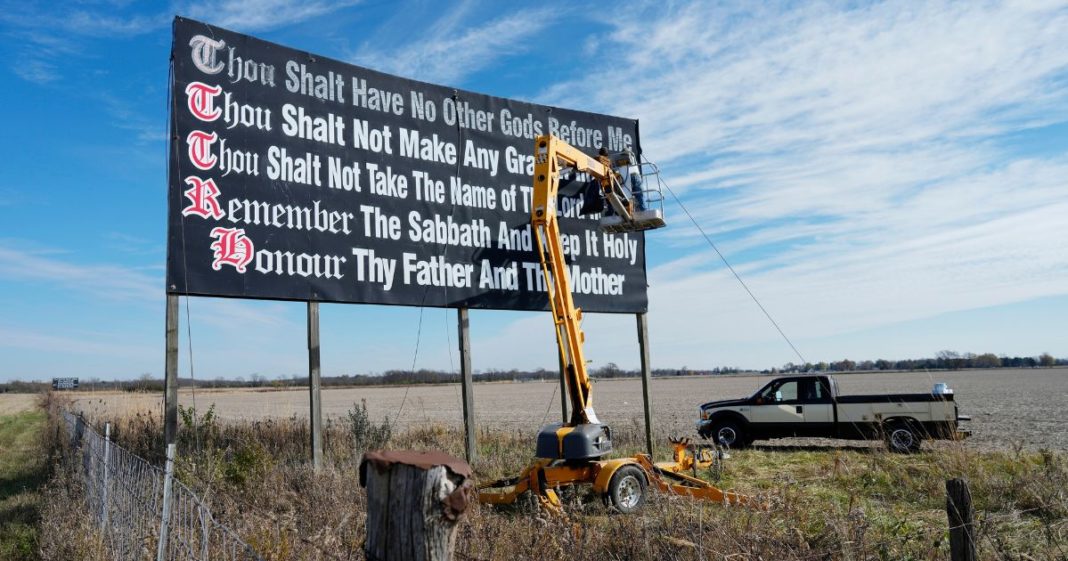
[478,135,753,513]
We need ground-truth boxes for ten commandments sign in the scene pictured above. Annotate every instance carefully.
[167,17,648,313]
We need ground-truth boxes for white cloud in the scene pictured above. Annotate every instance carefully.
[12,58,59,84]
[0,241,297,327]
[60,11,168,36]
[94,91,167,146]
[0,326,145,358]
[181,0,360,32]
[1,5,166,85]
[184,297,295,330]
[4,1,356,85]
[503,1,1068,368]
[351,4,556,85]
[0,243,160,302]
[0,8,162,37]
[0,243,307,379]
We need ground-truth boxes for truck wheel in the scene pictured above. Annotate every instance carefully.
[605,465,647,514]
[710,420,748,449]
[885,422,922,453]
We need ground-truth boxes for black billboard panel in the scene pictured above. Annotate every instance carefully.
[52,378,79,390]
[167,17,647,313]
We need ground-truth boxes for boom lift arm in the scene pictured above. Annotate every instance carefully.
[531,135,665,426]
[478,135,756,513]
[531,135,611,427]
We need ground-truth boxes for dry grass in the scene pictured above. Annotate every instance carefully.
[37,461,108,561]
[0,394,40,416]
[50,400,1068,561]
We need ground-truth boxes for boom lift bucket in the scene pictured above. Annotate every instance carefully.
[599,151,667,234]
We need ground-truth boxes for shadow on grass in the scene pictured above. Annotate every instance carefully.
[749,442,883,454]
[0,466,49,505]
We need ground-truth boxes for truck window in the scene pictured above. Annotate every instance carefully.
[801,378,832,403]
[762,380,798,403]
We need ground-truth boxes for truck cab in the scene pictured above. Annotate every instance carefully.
[747,376,836,437]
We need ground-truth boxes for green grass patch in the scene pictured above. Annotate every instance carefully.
[0,408,47,561]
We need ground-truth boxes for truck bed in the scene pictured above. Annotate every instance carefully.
[836,393,954,404]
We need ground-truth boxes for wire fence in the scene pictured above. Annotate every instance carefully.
[61,410,264,561]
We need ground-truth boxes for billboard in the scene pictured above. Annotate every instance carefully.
[52,378,79,390]
[167,17,647,313]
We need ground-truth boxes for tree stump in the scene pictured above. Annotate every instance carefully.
[360,450,474,561]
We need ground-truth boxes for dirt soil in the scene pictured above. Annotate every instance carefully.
[67,367,1067,450]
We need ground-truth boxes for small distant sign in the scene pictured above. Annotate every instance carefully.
[52,377,79,390]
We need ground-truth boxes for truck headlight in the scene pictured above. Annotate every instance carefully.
[700,409,711,420]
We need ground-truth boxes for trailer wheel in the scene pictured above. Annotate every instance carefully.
[605,465,647,514]
[885,422,922,453]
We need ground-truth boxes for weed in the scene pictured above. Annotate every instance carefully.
[223,441,273,487]
[347,399,392,454]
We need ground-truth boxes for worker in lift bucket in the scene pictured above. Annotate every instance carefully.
[623,148,647,212]
[599,148,646,216]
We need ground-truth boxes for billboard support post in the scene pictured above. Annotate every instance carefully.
[637,312,654,457]
[164,294,179,449]
[457,308,476,463]
[558,355,568,424]
[308,301,323,470]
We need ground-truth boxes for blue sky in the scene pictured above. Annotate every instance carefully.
[1,0,1065,382]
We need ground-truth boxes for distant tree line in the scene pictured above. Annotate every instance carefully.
[1,352,1063,393]
[775,351,1061,374]
[0,380,50,393]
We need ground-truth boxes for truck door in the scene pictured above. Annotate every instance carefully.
[751,379,804,437]
[800,378,835,437]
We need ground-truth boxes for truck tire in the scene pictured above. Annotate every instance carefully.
[885,421,922,453]
[708,419,749,449]
[605,465,647,514]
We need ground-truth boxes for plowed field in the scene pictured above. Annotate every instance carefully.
[66,367,1067,449]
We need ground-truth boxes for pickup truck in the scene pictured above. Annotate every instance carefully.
[696,375,970,452]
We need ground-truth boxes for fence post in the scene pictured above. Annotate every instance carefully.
[361,451,474,561]
[199,504,210,561]
[101,423,110,529]
[157,443,176,561]
[946,478,977,561]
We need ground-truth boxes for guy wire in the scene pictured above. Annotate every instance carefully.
[657,165,807,365]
